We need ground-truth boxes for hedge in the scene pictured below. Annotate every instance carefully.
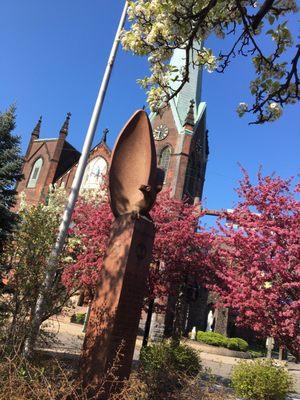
[196,331,249,352]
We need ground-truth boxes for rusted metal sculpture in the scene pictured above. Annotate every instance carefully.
[80,110,163,399]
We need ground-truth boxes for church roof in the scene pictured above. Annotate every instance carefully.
[34,138,57,142]
[54,138,111,182]
[54,141,81,181]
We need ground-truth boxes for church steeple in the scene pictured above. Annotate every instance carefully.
[150,41,208,203]
[169,41,203,131]
[31,116,42,140]
[184,100,195,128]
[24,116,42,160]
[59,112,71,137]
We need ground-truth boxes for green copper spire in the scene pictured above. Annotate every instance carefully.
[169,41,204,131]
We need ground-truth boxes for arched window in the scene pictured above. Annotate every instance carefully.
[81,156,108,192]
[159,146,171,175]
[27,158,43,188]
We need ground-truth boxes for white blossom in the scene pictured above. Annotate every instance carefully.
[121,0,298,120]
[268,102,282,120]
[237,102,248,117]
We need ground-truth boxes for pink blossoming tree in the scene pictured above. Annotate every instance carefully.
[62,170,299,357]
[62,190,211,301]
[209,170,300,358]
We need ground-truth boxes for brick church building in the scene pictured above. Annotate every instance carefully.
[15,48,232,339]
[16,47,208,208]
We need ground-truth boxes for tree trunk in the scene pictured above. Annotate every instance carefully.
[143,298,154,347]
[23,254,58,358]
[171,286,186,347]
[7,292,20,344]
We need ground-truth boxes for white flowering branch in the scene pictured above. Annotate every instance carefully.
[122,0,299,124]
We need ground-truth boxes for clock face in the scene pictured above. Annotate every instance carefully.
[153,124,169,141]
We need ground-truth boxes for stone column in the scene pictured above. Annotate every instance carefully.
[80,214,155,398]
[214,307,229,336]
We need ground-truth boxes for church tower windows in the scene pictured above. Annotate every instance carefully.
[27,157,43,188]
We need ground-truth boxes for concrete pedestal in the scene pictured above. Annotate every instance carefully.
[149,310,165,342]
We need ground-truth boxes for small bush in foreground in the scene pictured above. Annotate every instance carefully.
[0,350,120,400]
[140,341,201,377]
[231,359,293,400]
[139,341,201,398]
[196,331,249,352]
[0,353,82,400]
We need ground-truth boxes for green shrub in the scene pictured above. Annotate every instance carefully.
[196,331,228,348]
[227,337,248,352]
[139,342,201,399]
[196,331,249,352]
[76,313,86,324]
[70,312,86,325]
[249,349,265,358]
[231,359,293,400]
[140,341,201,377]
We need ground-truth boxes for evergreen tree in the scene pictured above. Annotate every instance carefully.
[0,106,23,251]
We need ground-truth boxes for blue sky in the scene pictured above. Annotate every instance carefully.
[1,0,299,214]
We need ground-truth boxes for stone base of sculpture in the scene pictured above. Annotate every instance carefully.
[80,213,155,399]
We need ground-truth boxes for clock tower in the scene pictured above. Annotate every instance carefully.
[151,46,208,203]
[147,45,210,340]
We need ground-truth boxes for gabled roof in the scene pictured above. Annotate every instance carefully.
[54,139,111,182]
[54,141,81,181]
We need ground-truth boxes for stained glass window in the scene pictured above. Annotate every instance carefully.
[81,156,107,191]
[159,146,171,174]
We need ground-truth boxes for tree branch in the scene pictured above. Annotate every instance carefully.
[249,46,300,124]
[235,0,271,65]
[251,0,276,30]
[159,0,218,110]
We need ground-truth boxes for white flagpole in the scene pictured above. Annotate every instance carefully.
[24,1,129,357]
[51,0,129,260]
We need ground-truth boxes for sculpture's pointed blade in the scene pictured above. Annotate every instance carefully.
[109,110,157,218]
